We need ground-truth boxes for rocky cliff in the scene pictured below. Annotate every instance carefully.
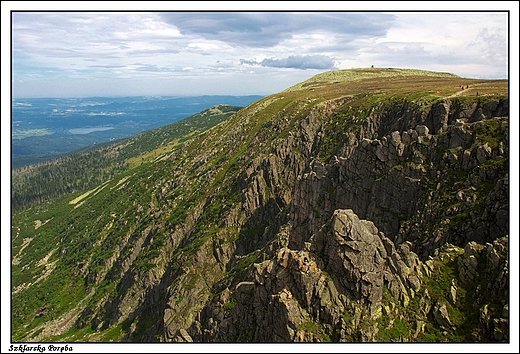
[11,68,509,343]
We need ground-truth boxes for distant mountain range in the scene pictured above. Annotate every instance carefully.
[11,95,264,166]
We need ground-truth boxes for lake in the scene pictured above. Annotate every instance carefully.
[69,127,115,135]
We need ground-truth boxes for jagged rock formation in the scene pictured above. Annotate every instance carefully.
[183,211,508,342]
[289,97,508,259]
[187,209,426,341]
[11,68,509,343]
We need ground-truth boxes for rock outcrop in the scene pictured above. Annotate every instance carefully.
[290,98,508,259]
[183,210,508,342]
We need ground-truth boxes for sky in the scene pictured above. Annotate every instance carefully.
[4,3,516,98]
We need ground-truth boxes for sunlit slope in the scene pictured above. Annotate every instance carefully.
[12,104,243,212]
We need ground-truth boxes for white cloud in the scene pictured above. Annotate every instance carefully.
[241,55,337,70]
[367,12,509,78]
[188,42,227,51]
[8,10,511,97]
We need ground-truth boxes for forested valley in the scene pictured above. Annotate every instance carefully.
[12,105,242,211]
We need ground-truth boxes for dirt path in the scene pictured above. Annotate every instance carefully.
[446,87,471,99]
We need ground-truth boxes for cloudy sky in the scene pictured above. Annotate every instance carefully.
[5,6,514,98]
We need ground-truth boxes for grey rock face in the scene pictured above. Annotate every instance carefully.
[186,209,429,342]
[290,97,508,259]
[69,92,508,343]
[176,96,508,342]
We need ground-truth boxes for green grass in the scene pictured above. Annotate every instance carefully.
[231,251,259,273]
[284,67,459,92]
[223,299,237,310]
[12,128,54,139]
[300,321,332,342]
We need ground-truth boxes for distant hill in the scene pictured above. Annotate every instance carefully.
[11,95,264,167]
[11,68,508,343]
[283,67,459,92]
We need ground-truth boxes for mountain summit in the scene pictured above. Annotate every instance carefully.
[12,68,509,342]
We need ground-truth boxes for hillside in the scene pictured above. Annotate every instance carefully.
[11,104,243,211]
[11,68,509,343]
[11,95,264,167]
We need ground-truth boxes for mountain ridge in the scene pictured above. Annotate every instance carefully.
[283,67,460,92]
[11,68,509,343]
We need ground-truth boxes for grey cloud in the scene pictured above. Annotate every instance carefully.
[241,55,336,70]
[127,48,181,56]
[471,28,507,63]
[239,59,258,65]
[159,12,395,47]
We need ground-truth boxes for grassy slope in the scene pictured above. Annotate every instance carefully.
[11,105,243,212]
